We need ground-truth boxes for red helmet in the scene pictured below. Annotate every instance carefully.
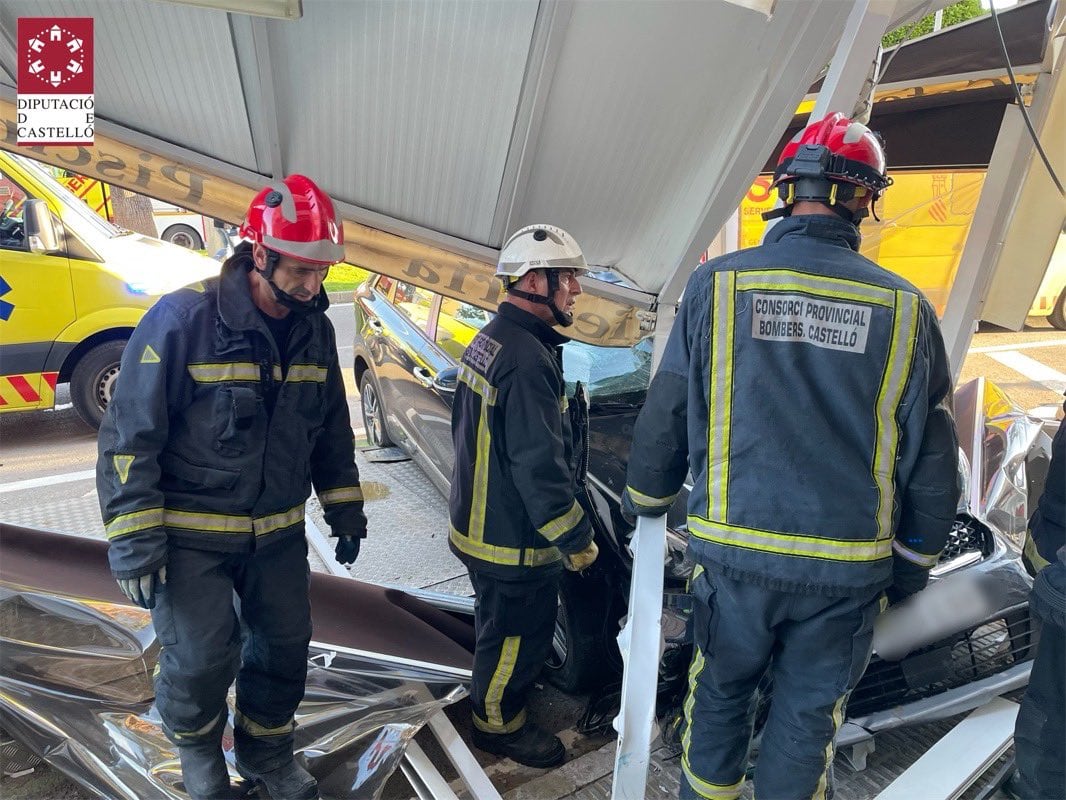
[239,175,344,265]
[772,112,891,203]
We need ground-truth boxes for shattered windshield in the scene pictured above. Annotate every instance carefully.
[563,336,653,404]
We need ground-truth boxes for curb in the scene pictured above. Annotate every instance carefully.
[327,290,354,304]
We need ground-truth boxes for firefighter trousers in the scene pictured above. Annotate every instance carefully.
[150,534,312,773]
[680,568,882,800]
[1013,618,1065,799]
[467,568,561,735]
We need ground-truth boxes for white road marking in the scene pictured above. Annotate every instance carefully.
[988,350,1066,394]
[970,338,1066,354]
[0,469,95,493]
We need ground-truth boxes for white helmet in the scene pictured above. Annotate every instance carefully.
[496,224,589,284]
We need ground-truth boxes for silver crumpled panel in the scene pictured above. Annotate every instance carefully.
[955,377,1054,541]
[0,522,473,800]
[0,585,467,799]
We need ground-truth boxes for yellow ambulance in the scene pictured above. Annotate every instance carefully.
[0,151,220,427]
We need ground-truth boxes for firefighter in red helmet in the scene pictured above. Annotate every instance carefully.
[98,175,365,799]
[623,114,959,800]
[764,111,892,226]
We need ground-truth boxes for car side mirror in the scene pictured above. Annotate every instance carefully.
[24,199,61,254]
[432,365,459,394]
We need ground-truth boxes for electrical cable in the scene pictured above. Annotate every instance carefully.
[989,0,1065,196]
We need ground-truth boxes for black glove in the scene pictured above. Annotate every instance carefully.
[884,585,912,607]
[117,566,167,609]
[334,534,361,566]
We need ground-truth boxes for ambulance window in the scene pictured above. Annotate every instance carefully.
[393,281,435,333]
[0,170,29,252]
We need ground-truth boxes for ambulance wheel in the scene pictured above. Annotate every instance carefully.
[1048,289,1066,331]
[163,224,204,251]
[544,570,613,694]
[71,340,126,429]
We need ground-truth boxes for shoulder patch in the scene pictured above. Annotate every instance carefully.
[464,334,503,373]
[140,345,161,364]
[113,454,135,484]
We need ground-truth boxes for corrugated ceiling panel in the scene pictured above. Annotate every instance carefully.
[271,0,538,244]
[513,0,844,292]
[0,0,257,171]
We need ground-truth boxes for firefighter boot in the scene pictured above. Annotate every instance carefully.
[472,724,565,768]
[236,759,319,800]
[177,740,232,800]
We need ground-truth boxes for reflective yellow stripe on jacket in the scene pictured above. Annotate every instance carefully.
[706,272,736,522]
[105,504,305,539]
[449,527,562,567]
[318,486,364,506]
[873,291,919,538]
[458,364,496,545]
[689,517,893,563]
[287,363,328,383]
[625,485,679,510]
[188,362,282,383]
[537,499,585,542]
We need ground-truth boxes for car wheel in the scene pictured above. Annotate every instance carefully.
[544,570,614,693]
[162,223,204,250]
[359,371,395,447]
[71,340,126,429]
[1048,289,1066,331]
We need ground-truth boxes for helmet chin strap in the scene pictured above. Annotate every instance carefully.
[507,269,573,327]
[263,278,324,315]
[253,246,325,315]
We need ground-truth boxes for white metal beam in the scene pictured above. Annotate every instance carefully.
[611,513,667,800]
[248,16,285,178]
[489,0,574,246]
[651,0,892,371]
[426,710,503,800]
[941,103,1043,375]
[658,0,853,310]
[401,740,462,800]
[875,697,1018,800]
[808,0,895,124]
[942,3,1064,366]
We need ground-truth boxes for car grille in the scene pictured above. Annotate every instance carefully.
[847,604,1035,718]
[938,514,992,564]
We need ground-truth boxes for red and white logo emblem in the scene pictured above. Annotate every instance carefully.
[17,17,94,146]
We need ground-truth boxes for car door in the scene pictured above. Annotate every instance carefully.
[420,296,495,476]
[368,280,453,460]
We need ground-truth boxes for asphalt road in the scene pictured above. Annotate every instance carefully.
[0,310,1062,798]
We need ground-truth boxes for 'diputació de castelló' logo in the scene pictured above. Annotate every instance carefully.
[17,17,94,146]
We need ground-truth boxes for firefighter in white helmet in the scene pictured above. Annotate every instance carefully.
[448,224,601,767]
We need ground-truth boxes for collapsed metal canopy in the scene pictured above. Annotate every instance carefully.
[0,0,948,307]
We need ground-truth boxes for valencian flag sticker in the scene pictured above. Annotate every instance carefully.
[17,17,94,146]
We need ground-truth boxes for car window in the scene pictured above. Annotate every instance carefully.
[393,280,436,332]
[562,336,653,403]
[0,169,30,252]
[376,275,394,297]
[436,297,493,360]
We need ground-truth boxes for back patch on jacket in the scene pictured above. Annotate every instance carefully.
[750,292,871,353]
[464,334,503,373]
